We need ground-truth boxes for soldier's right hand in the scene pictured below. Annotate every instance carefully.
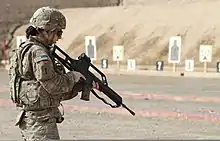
[73,71,86,82]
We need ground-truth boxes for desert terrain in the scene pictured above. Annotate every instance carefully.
[0,0,119,60]
[13,0,220,69]
[1,69,220,139]
[1,0,220,140]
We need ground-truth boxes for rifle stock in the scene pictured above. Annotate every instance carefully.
[50,45,135,116]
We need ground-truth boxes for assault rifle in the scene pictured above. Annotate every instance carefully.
[50,45,135,116]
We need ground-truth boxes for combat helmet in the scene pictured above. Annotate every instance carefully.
[29,6,66,31]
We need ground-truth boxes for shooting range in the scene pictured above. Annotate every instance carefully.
[127,59,136,71]
[16,35,27,49]
[168,36,181,72]
[113,45,124,69]
[199,45,212,73]
[185,59,194,72]
[85,36,97,61]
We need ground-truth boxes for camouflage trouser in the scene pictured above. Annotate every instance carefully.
[18,110,60,141]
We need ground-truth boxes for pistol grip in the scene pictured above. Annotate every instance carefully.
[80,84,91,101]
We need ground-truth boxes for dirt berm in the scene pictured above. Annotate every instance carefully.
[14,0,220,67]
[1,0,119,61]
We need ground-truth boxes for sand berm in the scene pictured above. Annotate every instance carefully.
[14,0,220,67]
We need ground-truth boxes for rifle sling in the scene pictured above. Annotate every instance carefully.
[91,89,120,108]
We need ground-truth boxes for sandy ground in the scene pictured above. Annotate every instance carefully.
[1,106,220,140]
[1,70,220,139]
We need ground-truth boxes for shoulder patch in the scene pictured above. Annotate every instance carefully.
[34,55,50,63]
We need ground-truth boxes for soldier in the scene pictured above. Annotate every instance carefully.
[8,7,99,141]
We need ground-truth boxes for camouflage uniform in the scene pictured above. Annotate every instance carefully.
[9,7,85,141]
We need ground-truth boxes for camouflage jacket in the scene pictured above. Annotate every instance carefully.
[18,36,83,111]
